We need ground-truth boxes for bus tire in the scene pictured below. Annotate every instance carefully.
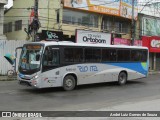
[118,72,127,85]
[63,75,76,91]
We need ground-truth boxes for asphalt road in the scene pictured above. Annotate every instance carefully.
[0,74,160,113]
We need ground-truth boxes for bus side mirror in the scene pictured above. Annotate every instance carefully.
[36,54,40,61]
[4,53,15,65]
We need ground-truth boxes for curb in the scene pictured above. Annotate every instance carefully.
[0,77,17,81]
[149,71,160,75]
[0,79,17,81]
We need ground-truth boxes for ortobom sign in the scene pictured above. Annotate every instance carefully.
[76,29,111,45]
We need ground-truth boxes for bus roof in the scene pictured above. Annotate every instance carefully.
[25,41,148,50]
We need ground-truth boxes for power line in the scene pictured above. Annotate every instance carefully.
[2,0,157,13]
[4,0,156,10]
[3,7,159,13]
[1,1,118,11]
[3,5,160,37]
[2,16,158,34]
[139,0,154,13]
[3,19,159,38]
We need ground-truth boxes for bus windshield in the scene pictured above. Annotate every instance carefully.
[19,44,43,74]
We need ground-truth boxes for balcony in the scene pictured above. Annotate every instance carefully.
[0,0,7,4]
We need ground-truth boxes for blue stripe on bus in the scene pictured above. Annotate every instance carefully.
[103,62,148,75]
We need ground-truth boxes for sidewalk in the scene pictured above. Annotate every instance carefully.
[0,76,17,81]
[148,70,160,75]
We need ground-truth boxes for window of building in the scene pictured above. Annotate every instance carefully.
[121,22,129,33]
[114,21,130,33]
[102,17,112,31]
[15,20,22,31]
[56,9,60,23]
[63,9,98,28]
[63,15,71,24]
[8,22,12,32]
[3,24,8,34]
[102,16,130,33]
[114,22,120,32]
[78,18,82,25]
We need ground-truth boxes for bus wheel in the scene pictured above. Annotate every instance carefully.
[63,75,76,91]
[118,72,127,85]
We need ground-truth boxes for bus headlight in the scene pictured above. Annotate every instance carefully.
[32,75,38,79]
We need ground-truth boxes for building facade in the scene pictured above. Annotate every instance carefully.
[138,0,160,18]
[61,0,138,41]
[4,0,138,42]
[0,0,7,40]
[4,0,61,40]
[138,13,160,70]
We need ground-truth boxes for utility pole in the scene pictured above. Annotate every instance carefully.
[24,0,40,41]
[33,0,39,42]
[131,0,135,46]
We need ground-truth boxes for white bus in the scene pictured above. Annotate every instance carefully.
[18,41,149,90]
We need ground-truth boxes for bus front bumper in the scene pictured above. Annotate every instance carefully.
[18,80,32,86]
[18,74,40,88]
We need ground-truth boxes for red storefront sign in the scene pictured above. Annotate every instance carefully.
[142,36,160,53]
[114,38,130,45]
[134,40,142,46]
[114,38,142,46]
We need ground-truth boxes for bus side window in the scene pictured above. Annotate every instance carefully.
[131,50,142,61]
[52,50,59,64]
[141,50,147,62]
[110,49,116,61]
[43,47,59,66]
[102,49,110,61]
[64,48,73,62]
[43,48,48,65]
[93,49,101,62]
[84,48,101,62]
[117,49,130,62]
[64,48,83,63]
